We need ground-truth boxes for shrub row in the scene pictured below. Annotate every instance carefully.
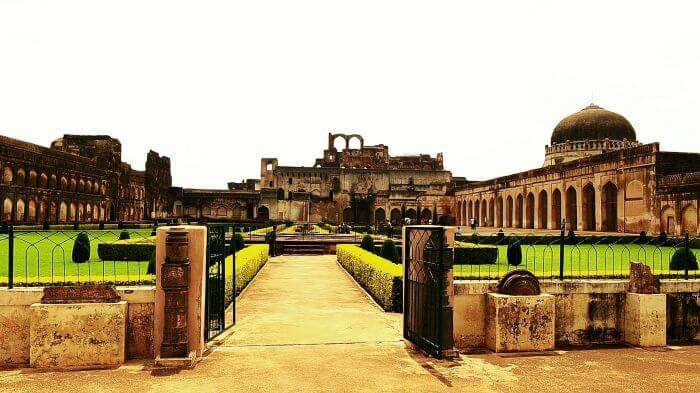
[224,244,269,306]
[337,245,402,312]
[453,244,498,265]
[96,236,156,261]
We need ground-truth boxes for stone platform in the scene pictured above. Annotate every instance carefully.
[485,293,555,352]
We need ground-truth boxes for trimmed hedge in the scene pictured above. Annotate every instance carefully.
[224,244,269,306]
[360,235,375,252]
[380,239,398,263]
[97,236,156,261]
[337,245,402,312]
[454,244,497,265]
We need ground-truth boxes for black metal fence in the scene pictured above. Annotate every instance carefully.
[0,224,157,288]
[454,230,699,280]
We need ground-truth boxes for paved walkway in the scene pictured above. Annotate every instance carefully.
[3,255,700,392]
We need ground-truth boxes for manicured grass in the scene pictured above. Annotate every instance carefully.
[454,242,700,279]
[0,229,154,285]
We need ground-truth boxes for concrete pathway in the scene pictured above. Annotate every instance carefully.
[3,255,700,392]
[223,254,401,346]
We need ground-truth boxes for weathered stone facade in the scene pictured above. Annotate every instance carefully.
[455,105,700,235]
[0,134,170,224]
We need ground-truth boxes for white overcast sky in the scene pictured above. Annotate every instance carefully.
[1,1,699,188]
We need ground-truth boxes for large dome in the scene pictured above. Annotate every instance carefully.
[551,104,636,145]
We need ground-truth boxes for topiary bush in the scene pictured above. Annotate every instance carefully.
[380,239,398,263]
[72,232,91,263]
[506,241,522,266]
[670,248,699,271]
[119,230,130,240]
[361,234,375,253]
[658,231,668,245]
[496,229,505,242]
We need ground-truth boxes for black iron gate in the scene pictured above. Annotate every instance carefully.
[204,223,234,341]
[403,226,455,358]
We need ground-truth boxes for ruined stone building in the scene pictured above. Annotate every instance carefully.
[2,103,700,235]
[0,134,171,224]
[454,104,700,236]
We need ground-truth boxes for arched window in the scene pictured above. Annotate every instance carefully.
[2,166,12,185]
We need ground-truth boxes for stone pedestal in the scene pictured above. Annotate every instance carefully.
[624,293,666,347]
[486,293,555,352]
[29,301,127,369]
[153,226,207,363]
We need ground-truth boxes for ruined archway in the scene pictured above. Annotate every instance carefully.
[681,205,698,235]
[582,183,596,231]
[390,208,401,225]
[660,205,675,234]
[525,193,535,229]
[405,208,417,222]
[538,190,548,229]
[257,205,270,221]
[506,196,513,227]
[552,189,562,229]
[515,194,523,228]
[602,182,618,232]
[375,207,386,223]
[566,186,578,230]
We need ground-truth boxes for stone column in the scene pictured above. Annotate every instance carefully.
[154,225,207,366]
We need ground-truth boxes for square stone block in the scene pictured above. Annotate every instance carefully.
[29,301,127,369]
[624,293,666,347]
[486,293,555,352]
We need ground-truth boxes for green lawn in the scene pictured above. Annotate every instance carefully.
[0,229,154,285]
[454,243,700,279]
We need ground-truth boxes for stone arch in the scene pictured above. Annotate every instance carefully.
[69,202,76,221]
[552,188,562,229]
[86,181,92,194]
[420,208,432,223]
[405,208,417,221]
[390,208,401,225]
[496,196,503,228]
[537,190,548,229]
[375,207,386,223]
[16,199,25,222]
[93,182,100,194]
[681,204,698,235]
[70,178,76,191]
[438,215,450,225]
[456,201,462,225]
[276,188,285,200]
[506,195,514,227]
[660,205,675,234]
[28,200,36,221]
[468,200,473,220]
[515,194,523,228]
[525,192,535,229]
[16,168,25,186]
[60,177,68,190]
[85,203,92,222]
[474,200,481,225]
[2,166,12,185]
[78,203,85,222]
[28,170,37,187]
[3,198,13,221]
[488,198,494,227]
[92,204,99,221]
[582,183,596,231]
[39,173,48,188]
[79,179,85,193]
[602,182,618,232]
[566,186,578,230]
[257,205,270,221]
[461,201,467,226]
[332,135,347,151]
[59,202,68,222]
[39,201,46,222]
[49,174,57,189]
[347,134,364,149]
[481,199,488,226]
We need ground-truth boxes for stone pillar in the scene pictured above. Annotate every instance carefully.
[624,293,666,347]
[154,225,207,365]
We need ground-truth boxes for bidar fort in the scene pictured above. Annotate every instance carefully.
[1,104,699,236]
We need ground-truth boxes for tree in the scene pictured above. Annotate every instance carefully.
[670,248,698,271]
[72,232,91,263]
[147,248,156,275]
